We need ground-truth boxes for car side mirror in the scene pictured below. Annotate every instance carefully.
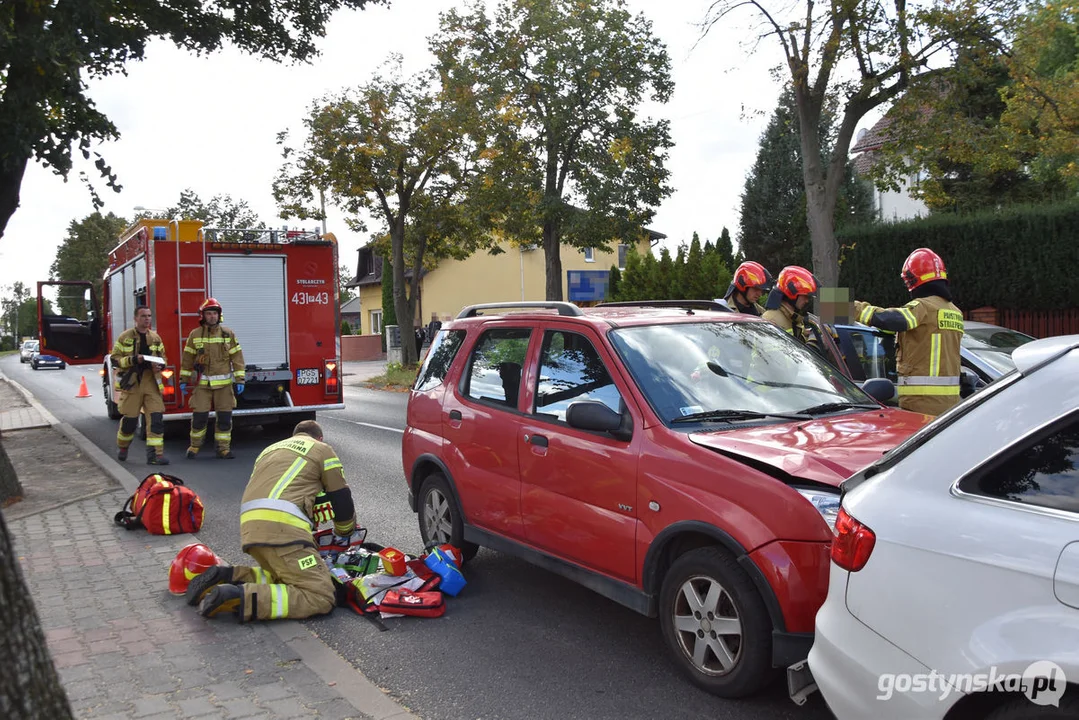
[960,367,984,398]
[861,377,895,404]
[566,401,632,441]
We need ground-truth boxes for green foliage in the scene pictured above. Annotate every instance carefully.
[164,189,265,239]
[1,282,53,340]
[381,257,396,353]
[0,0,383,239]
[837,201,1079,310]
[607,265,621,299]
[433,0,675,299]
[49,211,129,310]
[612,240,732,302]
[341,320,353,336]
[338,263,357,305]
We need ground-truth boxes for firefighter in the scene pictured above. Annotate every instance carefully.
[111,305,170,465]
[179,298,245,459]
[762,265,820,348]
[854,248,964,416]
[720,261,773,316]
[185,420,359,621]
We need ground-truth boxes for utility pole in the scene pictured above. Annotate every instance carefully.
[319,188,327,235]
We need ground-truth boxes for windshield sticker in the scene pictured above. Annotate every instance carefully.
[680,406,704,416]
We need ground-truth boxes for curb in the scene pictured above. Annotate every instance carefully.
[1,369,420,720]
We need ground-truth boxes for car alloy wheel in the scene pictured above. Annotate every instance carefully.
[422,487,454,545]
[659,546,773,698]
[416,472,479,563]
[671,574,743,675]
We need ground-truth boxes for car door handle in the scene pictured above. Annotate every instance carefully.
[449,410,462,421]
[527,434,548,448]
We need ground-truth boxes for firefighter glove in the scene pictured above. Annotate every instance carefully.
[180,382,188,396]
[235,383,244,395]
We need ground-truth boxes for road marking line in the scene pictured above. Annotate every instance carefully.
[327,417,404,434]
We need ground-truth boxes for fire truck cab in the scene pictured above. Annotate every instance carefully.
[38,218,344,428]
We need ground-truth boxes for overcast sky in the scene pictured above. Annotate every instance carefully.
[0,0,881,296]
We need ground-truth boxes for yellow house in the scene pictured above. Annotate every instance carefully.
[350,232,663,336]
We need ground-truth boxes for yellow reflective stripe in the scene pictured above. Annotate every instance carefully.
[146,437,164,448]
[271,585,289,619]
[859,305,876,324]
[252,567,272,583]
[191,428,207,438]
[929,334,941,376]
[229,346,242,355]
[193,337,228,345]
[323,458,343,472]
[184,346,198,355]
[899,307,918,329]
[269,457,308,500]
[214,432,231,442]
[897,385,961,396]
[162,493,172,535]
[240,508,313,531]
[117,432,135,442]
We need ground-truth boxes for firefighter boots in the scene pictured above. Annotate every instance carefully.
[117,446,128,462]
[198,583,244,620]
[147,449,170,465]
[185,564,235,606]
[217,449,235,460]
[186,447,199,459]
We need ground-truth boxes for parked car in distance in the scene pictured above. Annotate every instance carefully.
[31,350,66,370]
[403,300,931,698]
[20,340,39,363]
[801,334,1079,720]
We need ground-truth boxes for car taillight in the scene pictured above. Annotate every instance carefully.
[831,507,876,572]
[324,359,339,395]
[160,367,177,402]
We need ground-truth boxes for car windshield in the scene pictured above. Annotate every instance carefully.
[962,327,1035,352]
[608,321,874,425]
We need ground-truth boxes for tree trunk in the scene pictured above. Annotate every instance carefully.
[0,154,29,241]
[542,219,563,301]
[0,441,74,719]
[390,218,417,366]
[796,91,841,289]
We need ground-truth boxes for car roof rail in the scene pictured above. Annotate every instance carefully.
[455,301,585,319]
[595,300,734,313]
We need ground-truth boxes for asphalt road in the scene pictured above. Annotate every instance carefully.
[5,356,835,720]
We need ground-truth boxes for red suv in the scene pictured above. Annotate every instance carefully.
[403,301,929,698]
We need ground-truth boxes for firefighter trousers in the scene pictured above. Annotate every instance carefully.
[117,372,165,456]
[898,394,961,417]
[231,544,335,621]
[188,386,235,453]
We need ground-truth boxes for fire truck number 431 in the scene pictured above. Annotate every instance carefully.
[292,291,330,305]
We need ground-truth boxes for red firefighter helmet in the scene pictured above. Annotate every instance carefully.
[727,261,774,296]
[168,543,223,595]
[901,248,948,291]
[199,297,223,314]
[775,265,819,301]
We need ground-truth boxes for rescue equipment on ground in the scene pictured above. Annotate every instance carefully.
[168,543,223,595]
[115,473,205,535]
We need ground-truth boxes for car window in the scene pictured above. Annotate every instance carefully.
[609,321,872,425]
[957,411,1079,515]
[414,330,466,393]
[462,328,532,408]
[846,329,896,382]
[533,330,622,422]
[963,328,1035,351]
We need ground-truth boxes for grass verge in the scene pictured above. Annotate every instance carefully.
[362,362,419,392]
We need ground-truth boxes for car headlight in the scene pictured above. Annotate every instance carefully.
[796,488,841,532]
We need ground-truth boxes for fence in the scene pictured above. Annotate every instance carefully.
[967,307,1079,339]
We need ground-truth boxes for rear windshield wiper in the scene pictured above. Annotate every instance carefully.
[796,401,881,415]
[671,409,811,424]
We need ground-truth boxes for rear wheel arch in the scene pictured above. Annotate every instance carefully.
[944,684,1079,720]
[409,455,460,511]
[643,522,787,633]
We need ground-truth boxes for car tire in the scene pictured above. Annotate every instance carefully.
[658,546,774,698]
[59,363,66,370]
[31,362,38,370]
[417,472,479,564]
[984,694,1078,719]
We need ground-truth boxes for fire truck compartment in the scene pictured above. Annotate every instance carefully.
[207,255,288,371]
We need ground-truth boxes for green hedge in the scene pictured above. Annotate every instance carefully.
[837,201,1079,310]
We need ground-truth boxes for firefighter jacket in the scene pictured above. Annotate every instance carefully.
[721,295,763,317]
[762,302,815,347]
[239,433,356,551]
[110,328,166,393]
[855,295,964,414]
[179,323,245,389]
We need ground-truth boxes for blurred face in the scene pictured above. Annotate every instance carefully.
[745,287,763,303]
[202,309,220,325]
[795,295,811,311]
[134,308,152,331]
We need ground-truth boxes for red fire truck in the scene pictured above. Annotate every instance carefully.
[37,218,344,429]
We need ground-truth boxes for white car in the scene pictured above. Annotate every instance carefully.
[801,334,1079,720]
[20,340,39,363]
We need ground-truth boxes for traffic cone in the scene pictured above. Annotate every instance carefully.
[76,376,91,398]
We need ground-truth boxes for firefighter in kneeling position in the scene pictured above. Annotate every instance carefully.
[112,306,170,465]
[180,298,245,459]
[185,420,359,621]
[854,247,964,417]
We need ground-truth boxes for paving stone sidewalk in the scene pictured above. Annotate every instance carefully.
[1,370,417,720]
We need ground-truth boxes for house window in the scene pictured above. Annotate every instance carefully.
[370,310,382,335]
[584,247,595,263]
[617,244,628,270]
